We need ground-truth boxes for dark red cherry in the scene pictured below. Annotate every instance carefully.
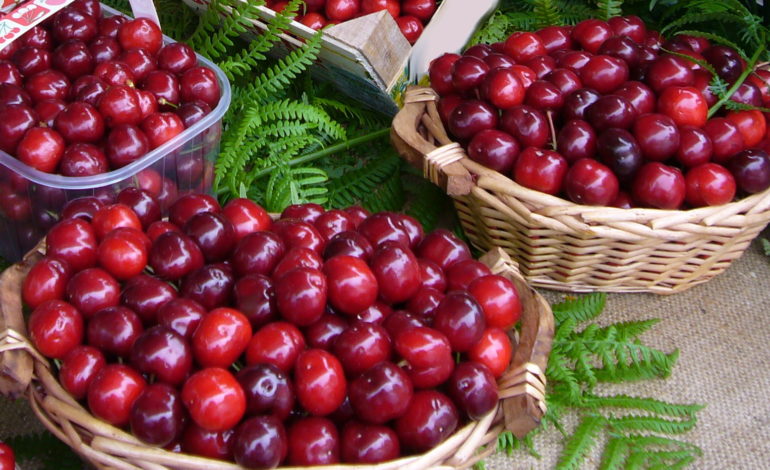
[632,162,686,209]
[500,105,549,148]
[614,80,656,116]
[557,119,597,163]
[585,94,635,131]
[633,113,680,162]
[13,47,51,76]
[467,129,520,173]
[105,124,149,168]
[54,102,104,143]
[448,100,498,141]
[728,148,770,194]
[60,143,108,176]
[597,36,640,67]
[562,88,601,121]
[52,40,93,79]
[89,36,121,63]
[598,128,644,182]
[53,7,98,43]
[571,18,612,53]
[394,390,458,452]
[702,45,744,83]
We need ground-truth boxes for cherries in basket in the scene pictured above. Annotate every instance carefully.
[429,16,770,209]
[0,0,220,176]
[22,190,520,468]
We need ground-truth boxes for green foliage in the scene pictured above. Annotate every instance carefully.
[4,431,83,470]
[326,152,403,209]
[762,239,770,256]
[483,293,703,469]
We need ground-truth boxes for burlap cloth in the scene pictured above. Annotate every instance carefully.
[2,237,770,469]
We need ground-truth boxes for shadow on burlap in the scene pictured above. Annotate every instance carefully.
[2,236,770,469]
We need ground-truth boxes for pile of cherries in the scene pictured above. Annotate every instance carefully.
[266,0,437,44]
[430,16,770,209]
[0,0,220,176]
[22,189,520,468]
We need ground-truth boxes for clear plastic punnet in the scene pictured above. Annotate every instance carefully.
[0,4,231,261]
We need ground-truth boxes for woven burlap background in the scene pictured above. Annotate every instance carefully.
[2,233,770,469]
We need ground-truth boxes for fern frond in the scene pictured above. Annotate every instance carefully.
[404,178,451,232]
[593,346,678,383]
[360,165,405,213]
[187,0,264,60]
[555,415,605,470]
[233,27,322,100]
[217,0,300,79]
[580,394,704,418]
[531,0,562,28]
[327,154,402,208]
[311,97,389,130]
[685,0,750,15]
[552,292,606,324]
[598,437,629,470]
[595,0,622,20]
[607,415,697,434]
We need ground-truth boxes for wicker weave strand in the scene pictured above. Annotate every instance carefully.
[0,242,554,470]
[391,86,770,294]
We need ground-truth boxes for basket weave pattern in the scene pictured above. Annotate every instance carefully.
[392,86,770,294]
[0,243,553,470]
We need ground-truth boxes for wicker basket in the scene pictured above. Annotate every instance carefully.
[0,242,553,470]
[391,86,770,294]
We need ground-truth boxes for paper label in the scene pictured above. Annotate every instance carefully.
[0,0,74,52]
[128,0,160,28]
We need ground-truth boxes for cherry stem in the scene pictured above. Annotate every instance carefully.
[546,110,557,150]
[707,44,766,119]
[159,98,179,109]
[250,127,390,180]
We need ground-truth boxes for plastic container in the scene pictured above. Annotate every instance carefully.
[0,4,231,261]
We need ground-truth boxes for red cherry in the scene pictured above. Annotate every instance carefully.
[323,255,378,315]
[646,55,694,92]
[370,241,421,304]
[333,321,391,375]
[182,367,246,432]
[87,364,146,426]
[275,267,327,326]
[118,18,162,54]
[142,70,181,107]
[500,105,549,149]
[514,147,569,195]
[633,113,681,162]
[349,361,413,423]
[22,257,71,309]
[299,12,328,30]
[394,390,458,452]
[192,307,252,368]
[557,119,597,163]
[580,55,629,94]
[537,25,573,52]
[703,117,745,164]
[326,0,360,21]
[66,267,119,317]
[657,86,708,128]
[726,109,766,148]
[417,229,471,271]
[341,421,399,463]
[564,158,619,206]
[180,66,220,109]
[141,112,185,148]
[246,321,305,372]
[685,163,736,206]
[481,68,524,110]
[29,299,83,359]
[608,15,647,43]
[131,326,193,386]
[571,18,612,53]
[287,417,340,465]
[467,129,520,174]
[16,127,65,173]
[504,32,547,63]
[237,363,294,420]
[469,328,513,378]
[728,148,770,194]
[632,162,686,209]
[676,126,713,168]
[396,16,423,44]
[59,345,105,399]
[428,53,460,96]
[60,143,108,176]
[93,59,134,86]
[89,36,121,63]
[468,274,521,329]
[46,218,97,271]
[53,7,98,43]
[120,48,157,82]
[295,349,347,416]
[181,424,234,460]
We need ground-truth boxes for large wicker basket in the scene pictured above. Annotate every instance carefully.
[0,243,553,470]
[392,86,770,294]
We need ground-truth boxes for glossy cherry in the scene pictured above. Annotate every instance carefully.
[597,128,644,182]
[130,383,185,446]
[87,364,146,426]
[728,149,770,194]
[369,241,421,304]
[295,349,347,416]
[685,163,736,207]
[182,367,246,432]
[59,345,105,399]
[500,105,549,148]
[349,361,413,423]
[632,162,686,209]
[513,147,569,195]
[469,327,514,378]
[395,390,458,452]
[237,363,294,420]
[29,299,83,359]
[191,307,251,368]
[246,321,306,373]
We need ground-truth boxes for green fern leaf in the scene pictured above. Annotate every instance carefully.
[556,415,605,470]
[607,415,697,434]
[580,394,704,418]
[595,0,622,20]
[234,30,323,101]
[552,292,607,324]
[187,0,264,60]
[327,153,402,208]
[217,0,300,79]
[360,166,405,213]
[531,0,562,28]
[599,437,629,470]
[404,178,451,232]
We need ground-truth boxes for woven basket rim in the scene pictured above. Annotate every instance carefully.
[0,241,555,470]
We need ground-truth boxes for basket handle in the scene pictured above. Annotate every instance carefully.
[479,248,554,438]
[0,241,45,397]
[391,86,475,196]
